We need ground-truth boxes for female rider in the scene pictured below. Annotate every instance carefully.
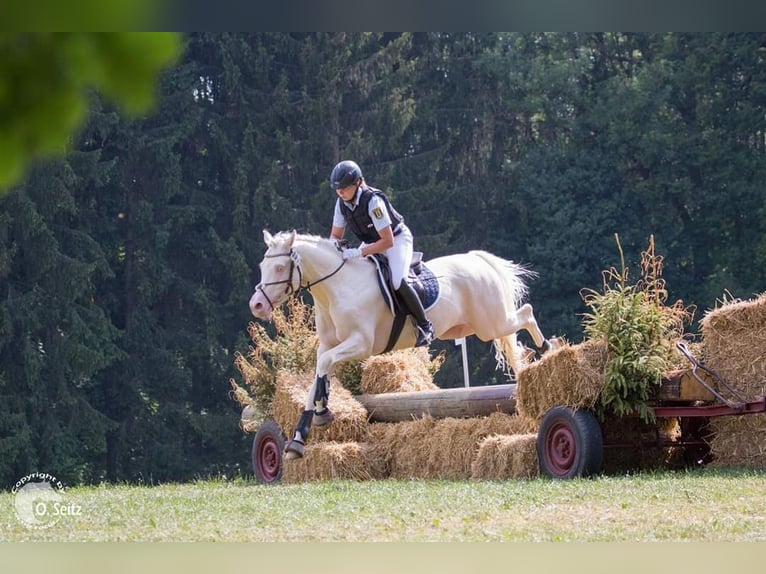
[329,159,435,348]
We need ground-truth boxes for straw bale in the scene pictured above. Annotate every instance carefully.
[359,348,440,394]
[515,340,609,420]
[470,434,539,479]
[271,372,370,444]
[698,294,766,468]
[699,293,766,398]
[281,441,388,483]
[708,414,766,469]
[367,412,537,479]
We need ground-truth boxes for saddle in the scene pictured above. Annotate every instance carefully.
[367,253,440,353]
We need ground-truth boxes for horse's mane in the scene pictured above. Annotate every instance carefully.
[272,230,336,251]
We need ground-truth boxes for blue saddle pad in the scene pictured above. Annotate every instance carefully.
[415,264,439,311]
[368,254,441,315]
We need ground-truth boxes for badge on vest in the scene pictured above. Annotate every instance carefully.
[372,207,384,220]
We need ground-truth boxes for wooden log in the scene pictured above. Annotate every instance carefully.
[357,384,516,422]
[655,369,717,402]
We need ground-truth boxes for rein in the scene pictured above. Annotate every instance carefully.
[256,247,346,311]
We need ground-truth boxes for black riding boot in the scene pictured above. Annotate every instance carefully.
[395,281,435,347]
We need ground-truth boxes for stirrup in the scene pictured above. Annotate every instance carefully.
[313,408,335,428]
[415,323,434,347]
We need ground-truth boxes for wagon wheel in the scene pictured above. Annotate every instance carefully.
[252,420,285,484]
[537,406,603,479]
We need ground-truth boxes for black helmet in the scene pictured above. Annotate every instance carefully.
[330,160,362,189]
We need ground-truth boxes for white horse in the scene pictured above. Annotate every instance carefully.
[249,230,559,459]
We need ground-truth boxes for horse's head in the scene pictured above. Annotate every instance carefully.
[249,230,300,320]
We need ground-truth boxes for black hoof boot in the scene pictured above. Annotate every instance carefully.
[285,409,313,460]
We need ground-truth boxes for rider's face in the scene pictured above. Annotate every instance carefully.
[336,183,358,202]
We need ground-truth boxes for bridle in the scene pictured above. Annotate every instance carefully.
[255,246,346,312]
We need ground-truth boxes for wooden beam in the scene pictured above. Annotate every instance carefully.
[656,369,717,402]
[357,384,516,422]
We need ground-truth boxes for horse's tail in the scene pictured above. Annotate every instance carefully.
[469,250,536,379]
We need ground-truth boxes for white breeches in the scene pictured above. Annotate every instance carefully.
[363,225,413,289]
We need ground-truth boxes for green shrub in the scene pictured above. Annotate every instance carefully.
[581,235,691,422]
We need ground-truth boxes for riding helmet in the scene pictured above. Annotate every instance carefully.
[330,160,363,189]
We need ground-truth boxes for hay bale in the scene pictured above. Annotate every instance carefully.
[367,412,537,479]
[470,434,539,479]
[707,415,766,469]
[516,340,609,420]
[700,293,766,468]
[699,293,766,398]
[359,348,440,394]
[281,442,388,483]
[272,372,369,444]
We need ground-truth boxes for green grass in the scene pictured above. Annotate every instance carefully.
[2,468,764,541]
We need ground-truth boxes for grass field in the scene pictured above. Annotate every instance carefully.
[2,467,765,542]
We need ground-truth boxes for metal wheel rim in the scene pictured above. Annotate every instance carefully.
[257,437,281,482]
[546,422,576,476]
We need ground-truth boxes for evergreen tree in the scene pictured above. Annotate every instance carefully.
[0,157,121,486]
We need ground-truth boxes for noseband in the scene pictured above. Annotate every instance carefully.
[256,247,346,312]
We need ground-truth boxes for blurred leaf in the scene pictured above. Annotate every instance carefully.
[0,32,181,191]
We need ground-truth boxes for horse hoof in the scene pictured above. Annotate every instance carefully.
[547,337,564,351]
[538,337,564,356]
[313,408,335,428]
[284,440,304,459]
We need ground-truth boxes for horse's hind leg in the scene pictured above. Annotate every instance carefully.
[516,303,560,353]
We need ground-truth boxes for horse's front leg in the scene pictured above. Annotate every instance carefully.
[284,333,373,460]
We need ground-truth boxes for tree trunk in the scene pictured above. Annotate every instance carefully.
[357,384,516,422]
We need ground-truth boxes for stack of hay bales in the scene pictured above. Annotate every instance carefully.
[277,349,440,483]
[275,346,542,482]
[272,372,375,484]
[367,411,538,479]
[700,293,766,469]
[274,288,766,482]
